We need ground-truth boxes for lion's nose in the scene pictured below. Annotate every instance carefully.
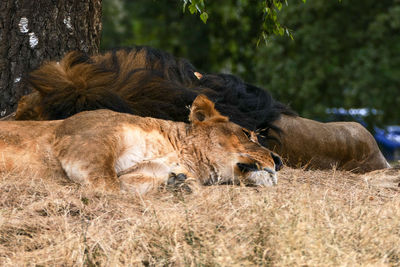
[271,152,283,171]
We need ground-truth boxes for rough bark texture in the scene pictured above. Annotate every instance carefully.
[0,0,102,117]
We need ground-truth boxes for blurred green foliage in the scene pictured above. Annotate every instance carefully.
[101,0,400,125]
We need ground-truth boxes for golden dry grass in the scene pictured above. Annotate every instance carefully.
[1,167,400,266]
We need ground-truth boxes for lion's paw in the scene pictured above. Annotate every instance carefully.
[167,173,192,193]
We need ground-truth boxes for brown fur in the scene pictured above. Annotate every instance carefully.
[269,115,390,173]
[13,47,390,173]
[2,95,281,194]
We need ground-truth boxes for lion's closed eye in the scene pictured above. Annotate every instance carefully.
[242,129,252,139]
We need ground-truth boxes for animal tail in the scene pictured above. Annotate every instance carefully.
[27,51,133,119]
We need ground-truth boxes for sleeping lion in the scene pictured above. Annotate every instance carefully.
[0,95,282,194]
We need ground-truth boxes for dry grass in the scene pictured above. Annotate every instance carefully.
[1,167,400,266]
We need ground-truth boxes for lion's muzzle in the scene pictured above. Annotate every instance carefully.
[236,162,278,186]
[246,169,277,186]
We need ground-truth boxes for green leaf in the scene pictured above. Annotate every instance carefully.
[200,12,208,23]
[275,1,282,11]
[188,4,197,14]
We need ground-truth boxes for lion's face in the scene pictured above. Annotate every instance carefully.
[15,92,46,120]
[202,123,281,186]
[187,95,282,186]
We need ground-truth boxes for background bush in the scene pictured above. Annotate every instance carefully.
[102,0,400,126]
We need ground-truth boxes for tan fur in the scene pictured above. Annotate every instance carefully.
[1,95,279,194]
[12,49,390,174]
[269,115,390,173]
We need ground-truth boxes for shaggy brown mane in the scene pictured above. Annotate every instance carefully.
[19,46,296,147]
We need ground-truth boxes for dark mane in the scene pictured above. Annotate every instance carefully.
[22,46,296,145]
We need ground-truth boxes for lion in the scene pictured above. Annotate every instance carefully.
[12,46,389,173]
[0,95,282,194]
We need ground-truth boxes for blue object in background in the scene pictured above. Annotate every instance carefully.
[374,126,400,161]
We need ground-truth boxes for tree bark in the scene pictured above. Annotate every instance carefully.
[0,0,102,117]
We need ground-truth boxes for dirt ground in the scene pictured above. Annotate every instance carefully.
[0,166,399,266]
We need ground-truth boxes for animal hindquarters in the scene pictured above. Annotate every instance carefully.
[0,121,63,177]
[269,115,389,173]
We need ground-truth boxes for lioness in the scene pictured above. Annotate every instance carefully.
[0,95,282,194]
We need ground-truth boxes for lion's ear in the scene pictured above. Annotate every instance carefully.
[189,95,229,124]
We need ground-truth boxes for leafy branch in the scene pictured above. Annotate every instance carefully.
[182,0,208,23]
[182,0,307,40]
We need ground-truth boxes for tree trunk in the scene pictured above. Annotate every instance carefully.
[0,0,102,117]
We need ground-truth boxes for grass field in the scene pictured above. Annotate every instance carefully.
[0,167,399,266]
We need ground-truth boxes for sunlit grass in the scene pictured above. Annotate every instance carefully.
[0,167,399,266]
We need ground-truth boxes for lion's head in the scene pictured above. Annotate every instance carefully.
[15,92,45,120]
[182,95,282,186]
